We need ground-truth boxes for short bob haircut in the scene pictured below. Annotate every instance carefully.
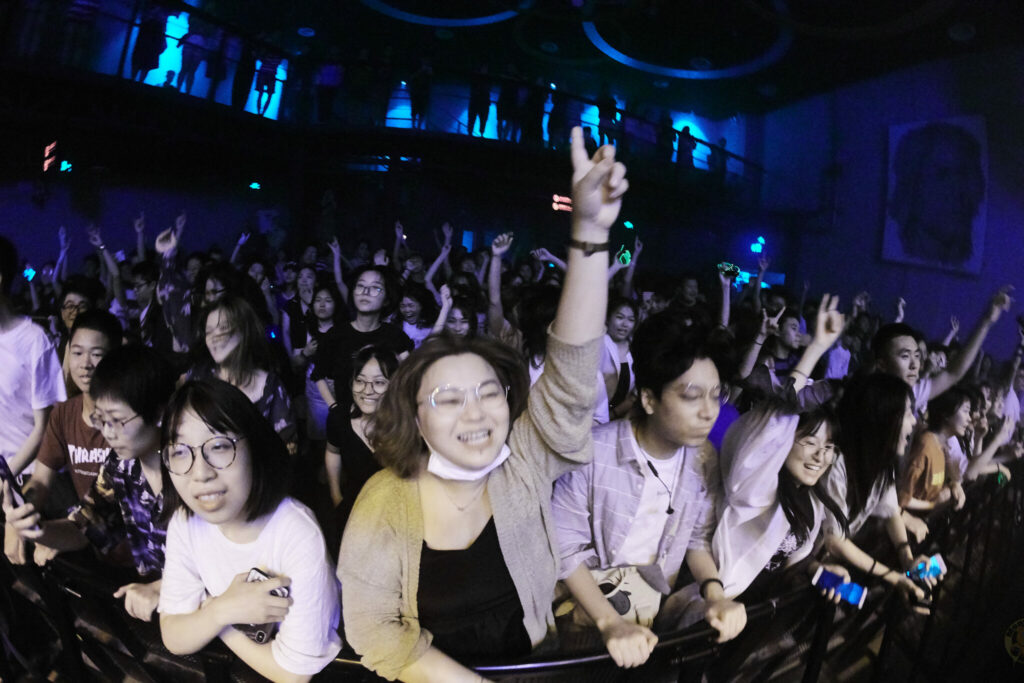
[70,309,124,351]
[370,333,529,478]
[927,386,971,432]
[349,345,400,418]
[90,345,177,426]
[631,311,735,415]
[348,264,401,318]
[160,379,290,523]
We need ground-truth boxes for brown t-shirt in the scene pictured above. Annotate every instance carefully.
[36,394,110,501]
[899,430,946,507]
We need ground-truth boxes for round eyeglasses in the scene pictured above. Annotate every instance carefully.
[419,379,509,416]
[353,378,389,393]
[91,412,141,433]
[795,439,837,460]
[162,435,245,475]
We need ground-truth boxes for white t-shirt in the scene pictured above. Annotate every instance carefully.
[617,447,684,567]
[1003,387,1020,429]
[0,317,66,471]
[945,435,968,481]
[159,498,342,676]
[912,375,934,418]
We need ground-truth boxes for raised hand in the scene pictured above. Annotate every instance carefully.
[895,296,906,322]
[757,255,771,276]
[491,232,514,257]
[633,236,644,259]
[174,211,187,234]
[58,226,70,252]
[813,294,844,350]
[532,247,555,263]
[852,291,870,313]
[570,126,628,237]
[395,221,406,242]
[327,237,341,257]
[86,224,104,249]
[441,221,453,244]
[134,212,146,234]
[155,226,178,256]
[986,285,1013,323]
[439,284,453,310]
[237,232,250,247]
[759,306,785,339]
[373,249,389,266]
[949,315,960,338]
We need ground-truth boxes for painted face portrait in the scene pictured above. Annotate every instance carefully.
[888,121,984,266]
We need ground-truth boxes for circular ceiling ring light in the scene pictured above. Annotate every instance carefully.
[359,0,517,28]
[582,0,793,80]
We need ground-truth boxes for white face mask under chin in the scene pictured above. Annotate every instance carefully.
[425,442,512,482]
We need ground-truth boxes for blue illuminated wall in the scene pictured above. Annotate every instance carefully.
[755,46,1024,357]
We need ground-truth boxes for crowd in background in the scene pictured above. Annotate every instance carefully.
[1,129,1021,681]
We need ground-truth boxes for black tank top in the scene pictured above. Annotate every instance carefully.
[417,518,532,659]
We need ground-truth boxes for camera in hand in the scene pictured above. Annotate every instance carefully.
[233,568,290,644]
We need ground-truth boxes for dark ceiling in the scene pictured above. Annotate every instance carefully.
[199,0,1022,119]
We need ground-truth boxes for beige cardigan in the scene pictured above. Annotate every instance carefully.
[338,332,601,680]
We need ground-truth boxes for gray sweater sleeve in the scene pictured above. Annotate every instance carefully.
[510,329,603,482]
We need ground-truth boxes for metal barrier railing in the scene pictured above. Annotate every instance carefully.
[1,462,1019,682]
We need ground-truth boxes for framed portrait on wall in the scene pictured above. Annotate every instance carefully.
[881,115,987,274]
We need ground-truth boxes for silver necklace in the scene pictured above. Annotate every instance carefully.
[436,478,488,512]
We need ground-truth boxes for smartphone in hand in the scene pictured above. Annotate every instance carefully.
[812,566,867,609]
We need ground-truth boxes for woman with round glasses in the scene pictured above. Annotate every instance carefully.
[158,379,342,681]
[190,296,297,456]
[338,128,628,681]
[709,296,850,605]
[312,264,412,411]
[324,345,398,542]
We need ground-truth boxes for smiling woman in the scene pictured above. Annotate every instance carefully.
[338,128,628,681]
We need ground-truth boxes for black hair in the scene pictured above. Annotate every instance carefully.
[160,379,290,523]
[348,264,401,317]
[400,282,438,327]
[311,281,345,327]
[447,295,480,338]
[130,261,159,284]
[606,295,639,322]
[631,312,735,413]
[90,345,177,426]
[836,373,913,520]
[927,386,971,432]
[349,345,400,418]
[0,235,16,297]
[62,275,105,307]
[518,285,560,366]
[70,309,124,350]
[777,408,849,544]
[871,323,922,361]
